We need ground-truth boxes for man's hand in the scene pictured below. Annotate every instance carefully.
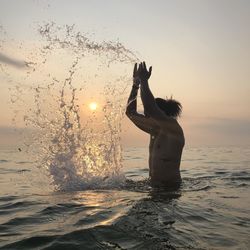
[138,61,152,82]
[133,63,141,87]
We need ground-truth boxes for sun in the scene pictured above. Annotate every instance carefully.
[89,102,98,111]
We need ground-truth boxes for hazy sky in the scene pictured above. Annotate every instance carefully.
[0,0,250,146]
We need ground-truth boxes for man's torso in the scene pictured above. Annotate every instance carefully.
[149,122,184,186]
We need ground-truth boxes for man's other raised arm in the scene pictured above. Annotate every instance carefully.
[126,63,157,134]
[126,84,139,116]
[126,63,140,116]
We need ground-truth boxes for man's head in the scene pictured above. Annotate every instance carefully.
[155,97,182,118]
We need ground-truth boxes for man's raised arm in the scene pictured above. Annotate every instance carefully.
[125,63,157,134]
[126,63,140,116]
[139,62,165,119]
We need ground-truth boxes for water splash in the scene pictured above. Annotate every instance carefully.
[7,23,139,191]
[38,22,138,65]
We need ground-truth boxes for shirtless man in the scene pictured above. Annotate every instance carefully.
[126,62,185,187]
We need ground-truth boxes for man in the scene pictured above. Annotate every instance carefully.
[126,62,185,187]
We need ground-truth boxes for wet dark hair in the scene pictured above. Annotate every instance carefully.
[155,97,182,118]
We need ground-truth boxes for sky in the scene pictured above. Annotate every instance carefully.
[0,0,250,147]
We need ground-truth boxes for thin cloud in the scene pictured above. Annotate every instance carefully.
[188,117,250,133]
[182,116,250,145]
[188,117,250,140]
[0,52,28,68]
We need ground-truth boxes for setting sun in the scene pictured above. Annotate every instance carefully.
[89,102,98,111]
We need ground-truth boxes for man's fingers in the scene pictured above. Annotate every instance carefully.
[133,63,137,76]
[138,63,142,72]
[149,66,152,75]
[137,61,152,79]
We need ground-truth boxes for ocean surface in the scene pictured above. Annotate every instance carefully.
[0,145,249,249]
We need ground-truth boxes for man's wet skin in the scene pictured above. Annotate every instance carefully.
[126,62,185,187]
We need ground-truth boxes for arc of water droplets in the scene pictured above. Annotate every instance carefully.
[9,23,140,191]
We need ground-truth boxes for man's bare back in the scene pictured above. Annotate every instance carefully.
[126,62,185,187]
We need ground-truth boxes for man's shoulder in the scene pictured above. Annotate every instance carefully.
[158,118,183,135]
[157,116,177,126]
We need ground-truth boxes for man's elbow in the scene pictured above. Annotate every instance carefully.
[125,109,130,117]
[125,110,133,120]
[125,109,136,118]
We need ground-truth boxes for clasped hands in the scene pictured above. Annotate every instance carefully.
[133,61,152,88]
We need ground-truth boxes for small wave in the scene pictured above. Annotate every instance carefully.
[0,200,39,210]
[0,159,8,163]
[214,170,230,175]
[225,176,250,182]
[127,156,143,160]
[230,176,250,181]
[0,196,18,203]
[230,171,249,176]
[221,196,239,199]
[237,183,248,187]
[15,161,32,164]
[184,185,212,192]
[126,174,140,178]
[124,179,152,193]
[124,177,213,193]
[17,169,31,173]
[0,225,162,250]
[0,235,55,250]
[181,178,213,192]
[38,203,91,216]
[1,216,41,227]
[52,175,126,192]
[0,168,30,174]
[139,168,149,172]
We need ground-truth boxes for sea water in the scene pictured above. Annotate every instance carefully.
[1,23,250,249]
[0,146,249,249]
